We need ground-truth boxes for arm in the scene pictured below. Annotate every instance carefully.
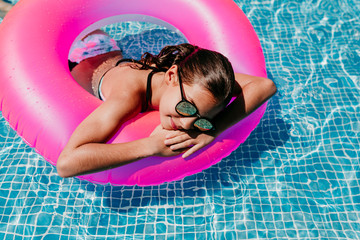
[212,73,277,134]
[57,96,179,178]
[57,98,146,177]
[165,74,277,157]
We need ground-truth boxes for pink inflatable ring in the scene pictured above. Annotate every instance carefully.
[0,0,267,186]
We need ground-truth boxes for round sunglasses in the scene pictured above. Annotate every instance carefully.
[175,69,215,132]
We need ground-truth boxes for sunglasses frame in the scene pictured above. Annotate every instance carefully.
[175,68,215,131]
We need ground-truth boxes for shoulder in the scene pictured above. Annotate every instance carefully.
[104,66,148,109]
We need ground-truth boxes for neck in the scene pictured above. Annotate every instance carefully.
[147,71,165,110]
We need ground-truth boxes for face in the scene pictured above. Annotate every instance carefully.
[159,74,223,131]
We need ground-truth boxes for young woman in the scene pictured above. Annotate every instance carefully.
[57,30,277,178]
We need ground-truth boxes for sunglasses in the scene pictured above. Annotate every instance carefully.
[175,69,215,132]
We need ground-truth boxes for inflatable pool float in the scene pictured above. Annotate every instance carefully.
[0,0,267,186]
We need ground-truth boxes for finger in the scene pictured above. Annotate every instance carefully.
[164,134,191,146]
[170,147,186,154]
[182,144,203,158]
[165,145,188,156]
[169,139,195,151]
[165,130,186,139]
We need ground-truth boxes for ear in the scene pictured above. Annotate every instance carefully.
[164,65,179,86]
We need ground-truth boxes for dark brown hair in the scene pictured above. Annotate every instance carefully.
[138,43,235,106]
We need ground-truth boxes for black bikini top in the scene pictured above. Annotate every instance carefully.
[114,58,161,112]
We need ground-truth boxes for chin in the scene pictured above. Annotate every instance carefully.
[159,115,170,130]
[159,120,170,130]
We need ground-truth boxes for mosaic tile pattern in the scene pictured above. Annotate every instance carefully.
[1,0,360,239]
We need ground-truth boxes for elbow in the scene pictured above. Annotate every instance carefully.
[57,152,75,178]
[263,77,277,98]
[270,79,277,96]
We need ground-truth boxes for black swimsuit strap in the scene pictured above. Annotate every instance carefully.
[144,69,160,112]
[115,58,161,111]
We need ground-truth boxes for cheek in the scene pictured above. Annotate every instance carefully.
[158,101,182,129]
[159,92,180,115]
[158,100,172,127]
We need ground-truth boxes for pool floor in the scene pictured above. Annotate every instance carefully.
[1,0,360,239]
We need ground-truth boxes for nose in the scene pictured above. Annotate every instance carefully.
[179,117,196,130]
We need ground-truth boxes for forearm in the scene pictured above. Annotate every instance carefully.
[57,137,156,178]
[213,77,277,135]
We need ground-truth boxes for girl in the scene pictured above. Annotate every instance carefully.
[57,30,277,178]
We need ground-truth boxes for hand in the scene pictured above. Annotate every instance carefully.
[164,130,216,158]
[149,125,185,157]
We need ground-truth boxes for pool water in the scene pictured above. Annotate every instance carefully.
[1,0,360,239]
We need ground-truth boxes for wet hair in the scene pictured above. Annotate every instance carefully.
[137,43,235,106]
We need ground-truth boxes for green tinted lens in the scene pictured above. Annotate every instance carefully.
[194,118,214,131]
[176,101,197,116]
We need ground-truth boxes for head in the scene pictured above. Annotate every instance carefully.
[140,43,235,131]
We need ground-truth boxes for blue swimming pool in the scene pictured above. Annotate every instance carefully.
[1,0,360,239]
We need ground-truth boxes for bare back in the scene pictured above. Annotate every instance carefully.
[71,50,153,110]
[63,53,154,162]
